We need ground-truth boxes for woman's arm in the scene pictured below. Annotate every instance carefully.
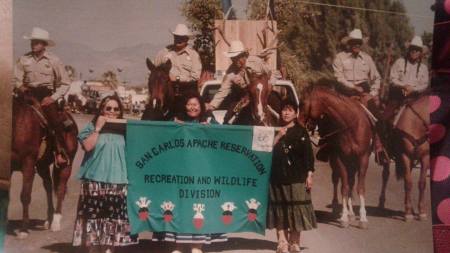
[81,116,107,152]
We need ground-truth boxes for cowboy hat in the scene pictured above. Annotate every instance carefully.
[341,29,367,45]
[224,40,249,58]
[23,27,55,46]
[171,24,193,37]
[407,36,424,49]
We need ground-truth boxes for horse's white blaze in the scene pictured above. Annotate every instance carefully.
[359,195,368,222]
[256,83,265,122]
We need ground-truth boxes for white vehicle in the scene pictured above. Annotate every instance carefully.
[200,78,299,124]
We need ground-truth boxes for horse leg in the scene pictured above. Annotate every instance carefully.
[330,159,340,215]
[36,158,54,230]
[400,154,414,221]
[378,163,390,209]
[348,170,356,221]
[418,152,429,220]
[51,131,76,231]
[331,155,350,228]
[18,156,36,239]
[357,153,370,229]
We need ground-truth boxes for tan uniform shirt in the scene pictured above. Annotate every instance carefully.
[390,57,429,92]
[210,55,271,108]
[154,45,202,82]
[14,51,70,100]
[333,51,381,96]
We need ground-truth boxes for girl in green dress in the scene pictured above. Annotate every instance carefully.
[153,93,224,253]
[72,95,138,253]
[267,100,317,253]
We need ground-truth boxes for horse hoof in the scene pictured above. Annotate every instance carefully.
[17,231,29,239]
[50,213,62,232]
[44,220,50,230]
[340,220,349,228]
[359,221,369,229]
[404,214,414,222]
[418,213,428,221]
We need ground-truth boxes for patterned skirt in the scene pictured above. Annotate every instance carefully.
[72,180,139,247]
[152,232,227,244]
[267,182,317,231]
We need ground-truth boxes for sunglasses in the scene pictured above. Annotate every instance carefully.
[105,106,120,112]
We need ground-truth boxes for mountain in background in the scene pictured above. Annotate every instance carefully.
[14,41,167,87]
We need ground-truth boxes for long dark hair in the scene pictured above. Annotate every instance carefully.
[92,95,124,124]
[177,92,208,122]
[405,46,422,78]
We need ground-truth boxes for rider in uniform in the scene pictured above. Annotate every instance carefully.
[14,27,72,166]
[205,40,272,121]
[388,36,429,108]
[154,23,202,116]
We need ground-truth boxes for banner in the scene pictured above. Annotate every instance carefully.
[126,120,274,235]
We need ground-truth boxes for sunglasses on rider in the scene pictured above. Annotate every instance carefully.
[105,106,120,112]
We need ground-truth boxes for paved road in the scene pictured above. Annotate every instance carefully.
[4,114,433,253]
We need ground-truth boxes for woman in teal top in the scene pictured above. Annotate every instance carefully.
[72,95,137,253]
[153,93,224,253]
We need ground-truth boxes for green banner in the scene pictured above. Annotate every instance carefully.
[126,120,274,235]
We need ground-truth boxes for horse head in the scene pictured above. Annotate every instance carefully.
[299,85,326,131]
[145,58,172,119]
[246,69,274,126]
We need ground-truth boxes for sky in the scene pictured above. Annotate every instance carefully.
[14,0,434,52]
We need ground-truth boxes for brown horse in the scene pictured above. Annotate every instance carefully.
[141,58,173,121]
[378,95,429,221]
[300,85,372,228]
[11,96,78,238]
[224,71,280,126]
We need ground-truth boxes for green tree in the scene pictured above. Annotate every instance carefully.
[181,0,224,72]
[247,0,414,91]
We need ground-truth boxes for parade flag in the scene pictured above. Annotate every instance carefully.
[126,121,274,234]
[126,120,274,235]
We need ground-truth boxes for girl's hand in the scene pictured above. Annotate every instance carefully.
[174,117,184,124]
[306,172,313,190]
[95,116,107,132]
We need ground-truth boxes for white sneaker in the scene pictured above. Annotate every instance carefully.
[171,250,182,253]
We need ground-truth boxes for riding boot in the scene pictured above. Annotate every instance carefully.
[373,132,388,165]
[42,102,70,167]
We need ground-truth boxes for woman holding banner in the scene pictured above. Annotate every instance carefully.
[153,93,224,253]
[72,95,138,253]
[268,100,317,253]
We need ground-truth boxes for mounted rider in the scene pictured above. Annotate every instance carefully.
[332,28,385,161]
[205,40,272,122]
[385,36,429,120]
[154,23,202,115]
[14,27,72,166]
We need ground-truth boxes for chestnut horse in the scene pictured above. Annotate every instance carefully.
[378,95,429,221]
[224,71,280,126]
[300,85,372,228]
[11,96,78,238]
[141,58,173,121]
